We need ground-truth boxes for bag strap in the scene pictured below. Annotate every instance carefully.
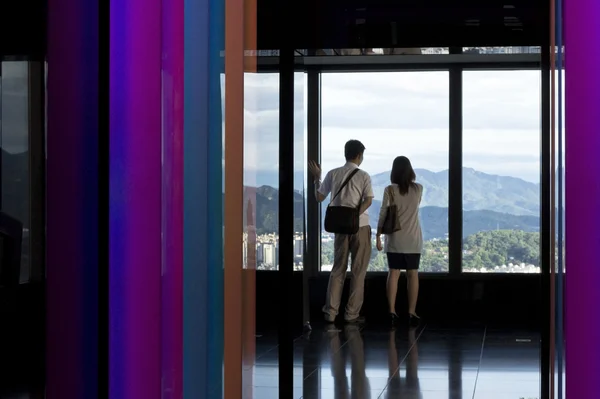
[329,168,360,206]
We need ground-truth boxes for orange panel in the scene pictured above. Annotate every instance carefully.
[224,0,245,396]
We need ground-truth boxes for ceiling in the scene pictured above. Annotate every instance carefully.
[0,0,46,58]
[257,0,548,50]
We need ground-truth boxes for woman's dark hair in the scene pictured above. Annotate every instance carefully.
[390,156,417,195]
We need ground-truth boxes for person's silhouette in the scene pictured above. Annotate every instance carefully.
[386,327,422,399]
[325,325,371,399]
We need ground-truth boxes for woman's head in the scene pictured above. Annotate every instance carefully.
[390,156,416,195]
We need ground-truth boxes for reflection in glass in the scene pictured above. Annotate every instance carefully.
[462,71,541,273]
[293,73,306,271]
[242,72,306,271]
[0,61,30,282]
[321,72,450,272]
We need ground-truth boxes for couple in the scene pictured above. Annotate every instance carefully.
[309,140,422,326]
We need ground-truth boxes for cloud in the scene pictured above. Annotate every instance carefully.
[240,70,554,185]
[321,72,449,130]
[464,70,541,130]
[0,62,564,189]
[242,73,306,176]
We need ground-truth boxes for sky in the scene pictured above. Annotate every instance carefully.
[242,69,566,187]
[1,63,564,187]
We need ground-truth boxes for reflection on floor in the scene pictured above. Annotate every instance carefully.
[0,392,44,399]
[252,323,541,399]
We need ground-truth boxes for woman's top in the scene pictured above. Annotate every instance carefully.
[377,183,423,254]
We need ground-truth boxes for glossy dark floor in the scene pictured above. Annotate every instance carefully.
[252,323,541,399]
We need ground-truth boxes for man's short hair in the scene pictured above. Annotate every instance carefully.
[344,140,366,161]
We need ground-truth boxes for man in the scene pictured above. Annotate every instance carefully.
[309,140,374,323]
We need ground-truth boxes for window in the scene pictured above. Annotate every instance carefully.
[310,48,449,56]
[320,72,450,272]
[243,72,306,271]
[462,46,541,54]
[0,61,30,282]
[462,70,541,273]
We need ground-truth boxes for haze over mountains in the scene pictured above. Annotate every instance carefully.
[1,153,549,241]
[372,168,540,216]
[244,168,545,239]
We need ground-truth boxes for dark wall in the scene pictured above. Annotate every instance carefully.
[0,284,45,394]
[256,271,542,329]
[0,0,46,57]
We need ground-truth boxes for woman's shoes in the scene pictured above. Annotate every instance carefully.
[409,313,421,327]
[390,312,421,327]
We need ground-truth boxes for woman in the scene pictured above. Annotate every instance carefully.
[376,156,423,326]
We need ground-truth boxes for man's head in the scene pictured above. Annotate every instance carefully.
[344,140,366,166]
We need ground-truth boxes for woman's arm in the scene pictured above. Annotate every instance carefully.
[376,186,390,236]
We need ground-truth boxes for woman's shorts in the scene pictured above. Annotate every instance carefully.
[386,252,421,270]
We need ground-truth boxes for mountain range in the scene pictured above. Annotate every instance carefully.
[371,168,540,216]
[244,168,547,238]
[0,153,550,240]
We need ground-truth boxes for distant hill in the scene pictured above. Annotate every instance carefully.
[244,182,540,239]
[371,168,539,216]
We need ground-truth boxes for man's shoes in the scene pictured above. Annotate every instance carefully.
[345,316,366,324]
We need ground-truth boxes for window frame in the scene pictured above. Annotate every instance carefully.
[254,51,550,279]
[282,54,548,277]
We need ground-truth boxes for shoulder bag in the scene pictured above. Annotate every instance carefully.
[324,169,361,235]
[381,185,401,234]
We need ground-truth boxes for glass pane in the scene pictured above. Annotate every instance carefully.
[1,61,30,283]
[244,73,279,271]
[245,72,306,271]
[293,73,307,271]
[462,70,541,273]
[321,72,450,272]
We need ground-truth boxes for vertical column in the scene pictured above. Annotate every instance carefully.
[162,0,184,396]
[183,0,210,396]
[448,66,462,275]
[278,48,295,399]
[46,0,99,397]
[207,0,225,392]
[28,61,46,284]
[305,70,321,321]
[223,0,244,391]
[564,0,600,397]
[109,0,162,398]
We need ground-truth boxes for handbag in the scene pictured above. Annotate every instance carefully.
[381,185,401,234]
[324,169,361,235]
